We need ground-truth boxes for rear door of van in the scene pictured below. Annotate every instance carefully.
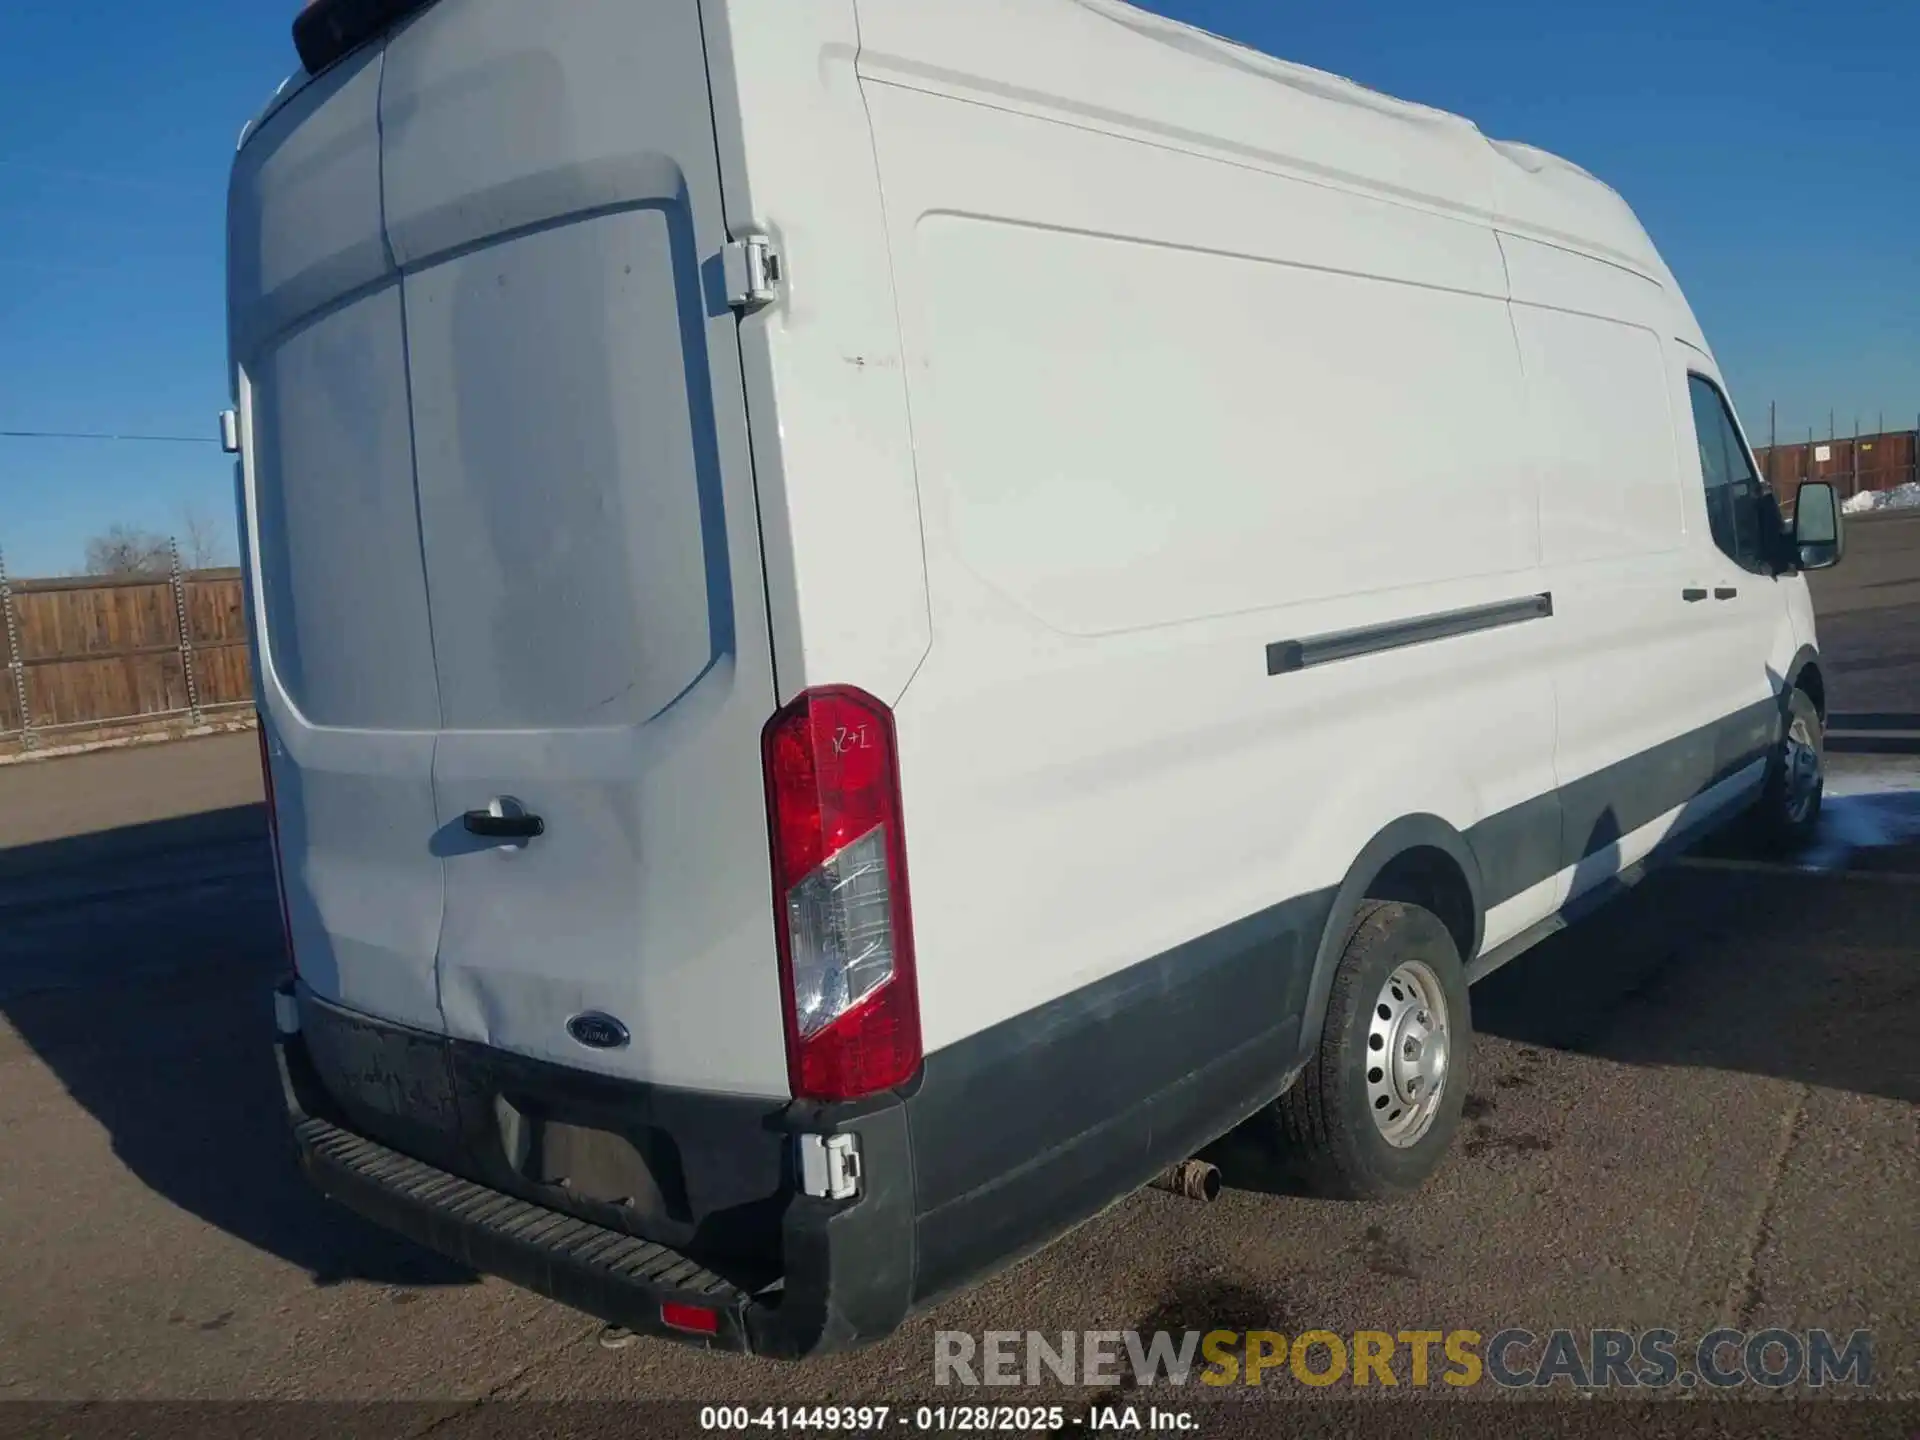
[233,47,448,1040]
[234,0,789,1098]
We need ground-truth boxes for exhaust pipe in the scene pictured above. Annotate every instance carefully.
[1149,1158,1221,1202]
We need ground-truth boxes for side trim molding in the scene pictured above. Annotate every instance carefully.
[1266,593,1553,676]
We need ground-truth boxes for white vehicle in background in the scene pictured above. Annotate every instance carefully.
[229,0,1844,1357]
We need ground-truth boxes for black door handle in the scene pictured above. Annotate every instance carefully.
[1682,587,1709,602]
[1714,586,1738,600]
[463,810,545,840]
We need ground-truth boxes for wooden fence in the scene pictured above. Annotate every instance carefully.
[1752,428,1920,515]
[0,562,254,751]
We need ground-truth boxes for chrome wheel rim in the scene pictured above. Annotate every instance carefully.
[1365,960,1450,1148]
[1783,714,1822,826]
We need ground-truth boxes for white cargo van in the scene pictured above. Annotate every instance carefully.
[231,0,1845,1356]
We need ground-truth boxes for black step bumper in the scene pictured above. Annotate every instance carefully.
[294,1110,759,1344]
[274,984,916,1358]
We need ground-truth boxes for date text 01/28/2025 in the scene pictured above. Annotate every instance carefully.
[699,1405,1197,1432]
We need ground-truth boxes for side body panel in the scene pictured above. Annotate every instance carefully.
[699,0,933,706]
[850,0,1562,1301]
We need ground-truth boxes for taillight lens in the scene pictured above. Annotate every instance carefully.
[257,722,298,976]
[762,687,920,1101]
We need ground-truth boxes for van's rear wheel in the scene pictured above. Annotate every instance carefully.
[1752,688,1824,851]
[1273,900,1469,1199]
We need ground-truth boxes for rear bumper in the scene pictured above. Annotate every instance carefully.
[291,1107,760,1344]
[274,982,915,1358]
[275,884,1315,1359]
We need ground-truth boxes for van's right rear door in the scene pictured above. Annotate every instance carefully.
[378,0,789,1096]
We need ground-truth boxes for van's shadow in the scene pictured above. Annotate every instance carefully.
[1214,798,1919,1193]
[1471,827,1919,1108]
[0,807,474,1289]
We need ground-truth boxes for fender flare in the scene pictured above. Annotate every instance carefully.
[1783,644,1823,716]
[1294,814,1486,1060]
[1757,644,1826,799]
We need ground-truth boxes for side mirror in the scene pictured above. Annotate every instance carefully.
[1791,481,1843,570]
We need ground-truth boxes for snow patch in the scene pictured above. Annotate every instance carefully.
[1842,481,1920,515]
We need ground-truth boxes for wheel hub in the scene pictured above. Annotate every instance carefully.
[1784,714,1821,825]
[1365,960,1450,1147]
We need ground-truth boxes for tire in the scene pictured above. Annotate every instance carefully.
[1751,688,1824,852]
[1272,900,1470,1200]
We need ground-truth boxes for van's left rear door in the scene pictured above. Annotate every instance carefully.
[232,46,450,1039]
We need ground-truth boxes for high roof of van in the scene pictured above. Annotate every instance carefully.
[239,0,1692,326]
[1005,0,1678,285]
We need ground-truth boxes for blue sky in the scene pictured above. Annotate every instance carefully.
[1,0,1915,578]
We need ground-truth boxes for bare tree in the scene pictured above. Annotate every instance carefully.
[176,501,234,570]
[84,525,172,578]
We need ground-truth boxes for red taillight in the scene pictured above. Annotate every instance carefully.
[761,687,921,1102]
[257,721,298,975]
[660,1302,719,1336]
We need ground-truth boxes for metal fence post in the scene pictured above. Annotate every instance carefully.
[169,537,204,727]
[1767,400,1777,487]
[0,545,35,751]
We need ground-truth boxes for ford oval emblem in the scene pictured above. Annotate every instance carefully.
[566,1012,631,1050]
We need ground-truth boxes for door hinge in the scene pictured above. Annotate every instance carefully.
[722,235,781,310]
[218,409,240,455]
[797,1132,862,1200]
